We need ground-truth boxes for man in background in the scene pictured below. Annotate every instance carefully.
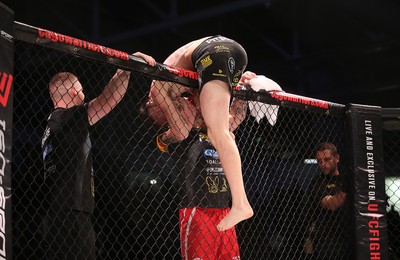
[304,142,353,260]
[41,52,155,259]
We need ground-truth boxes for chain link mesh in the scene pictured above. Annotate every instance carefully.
[11,39,399,259]
[383,115,400,259]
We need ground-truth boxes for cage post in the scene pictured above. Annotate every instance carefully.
[345,103,389,260]
[0,2,14,259]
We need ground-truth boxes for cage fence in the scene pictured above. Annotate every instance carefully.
[6,21,400,260]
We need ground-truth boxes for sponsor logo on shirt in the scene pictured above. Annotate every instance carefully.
[204,149,219,159]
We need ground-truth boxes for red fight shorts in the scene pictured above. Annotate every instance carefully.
[179,207,240,260]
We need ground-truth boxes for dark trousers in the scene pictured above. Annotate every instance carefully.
[42,210,95,260]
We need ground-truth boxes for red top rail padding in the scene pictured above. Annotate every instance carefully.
[14,21,345,117]
[233,89,346,118]
[13,21,199,87]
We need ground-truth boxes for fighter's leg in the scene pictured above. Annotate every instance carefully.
[199,79,253,231]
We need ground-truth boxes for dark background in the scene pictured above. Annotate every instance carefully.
[4,0,400,107]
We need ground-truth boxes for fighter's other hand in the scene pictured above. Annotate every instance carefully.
[239,71,257,86]
[132,52,156,66]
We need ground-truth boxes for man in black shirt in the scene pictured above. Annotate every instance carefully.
[304,142,353,260]
[41,52,155,259]
[170,129,242,260]
[149,71,255,259]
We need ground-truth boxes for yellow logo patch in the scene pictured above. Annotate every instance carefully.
[200,55,212,69]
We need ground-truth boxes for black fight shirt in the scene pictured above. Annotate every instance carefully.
[41,105,94,214]
[307,173,351,236]
[169,130,231,208]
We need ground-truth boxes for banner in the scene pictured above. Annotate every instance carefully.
[0,2,14,259]
[346,104,388,260]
